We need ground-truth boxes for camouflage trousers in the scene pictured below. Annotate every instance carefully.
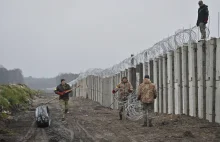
[118,96,128,117]
[142,103,154,124]
[199,22,206,39]
[59,99,69,118]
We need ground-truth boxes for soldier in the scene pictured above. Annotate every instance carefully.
[137,75,157,127]
[112,77,133,120]
[196,0,209,40]
[54,79,72,121]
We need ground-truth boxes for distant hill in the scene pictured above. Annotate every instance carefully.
[24,73,79,90]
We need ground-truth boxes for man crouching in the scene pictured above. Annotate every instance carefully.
[138,75,157,127]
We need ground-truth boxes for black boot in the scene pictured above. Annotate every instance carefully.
[142,120,147,127]
[119,112,122,120]
[148,119,153,127]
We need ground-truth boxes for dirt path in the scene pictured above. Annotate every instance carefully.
[1,94,220,142]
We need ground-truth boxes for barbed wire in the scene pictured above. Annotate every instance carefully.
[45,26,209,90]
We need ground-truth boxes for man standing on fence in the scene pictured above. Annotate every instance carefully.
[54,79,72,121]
[112,77,133,120]
[196,0,209,40]
[137,75,157,127]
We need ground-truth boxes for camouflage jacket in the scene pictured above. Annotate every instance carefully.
[54,83,71,100]
[138,79,157,103]
[114,81,133,101]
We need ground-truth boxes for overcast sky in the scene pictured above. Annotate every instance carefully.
[0,0,219,78]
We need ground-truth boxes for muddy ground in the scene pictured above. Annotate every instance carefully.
[0,94,220,142]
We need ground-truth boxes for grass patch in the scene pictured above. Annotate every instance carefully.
[0,84,39,116]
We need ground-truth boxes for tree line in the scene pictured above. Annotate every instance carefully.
[0,65,79,90]
[0,66,24,84]
[24,73,79,90]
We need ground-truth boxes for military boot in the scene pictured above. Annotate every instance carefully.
[142,119,147,127]
[119,112,122,120]
[65,109,69,114]
[148,119,153,127]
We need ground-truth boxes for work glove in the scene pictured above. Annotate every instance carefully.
[57,91,64,96]
[112,90,116,94]
[128,89,133,93]
[204,18,208,24]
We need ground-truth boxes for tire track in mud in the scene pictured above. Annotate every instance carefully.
[17,95,75,142]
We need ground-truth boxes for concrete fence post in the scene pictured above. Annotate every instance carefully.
[99,77,103,105]
[139,63,143,84]
[205,38,217,122]
[162,54,168,113]
[128,67,136,90]
[174,47,183,114]
[158,56,163,113]
[148,60,154,81]
[215,38,220,123]
[125,69,128,78]
[143,62,149,77]
[182,44,189,115]
[153,58,159,112]
[136,64,140,90]
[110,77,114,109]
[197,40,206,119]
[167,51,175,114]
[188,43,198,117]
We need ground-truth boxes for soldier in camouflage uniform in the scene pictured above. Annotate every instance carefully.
[196,1,209,40]
[112,77,133,120]
[137,75,157,127]
[54,79,72,121]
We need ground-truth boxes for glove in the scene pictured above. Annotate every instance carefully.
[154,95,157,99]
[57,91,64,96]
[128,89,133,93]
[204,18,208,23]
[112,90,116,94]
[137,95,141,100]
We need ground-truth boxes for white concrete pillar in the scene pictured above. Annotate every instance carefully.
[148,60,154,81]
[128,67,136,90]
[97,76,100,103]
[125,69,128,78]
[102,78,107,106]
[96,76,99,102]
[158,56,163,113]
[162,54,168,113]
[215,38,220,124]
[153,58,159,112]
[197,40,206,119]
[99,77,103,105]
[136,64,140,90]
[167,51,175,114]
[110,77,114,109]
[91,76,94,100]
[205,38,217,122]
[182,44,189,115]
[143,62,149,77]
[188,43,198,117]
[94,77,96,101]
[174,47,183,114]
